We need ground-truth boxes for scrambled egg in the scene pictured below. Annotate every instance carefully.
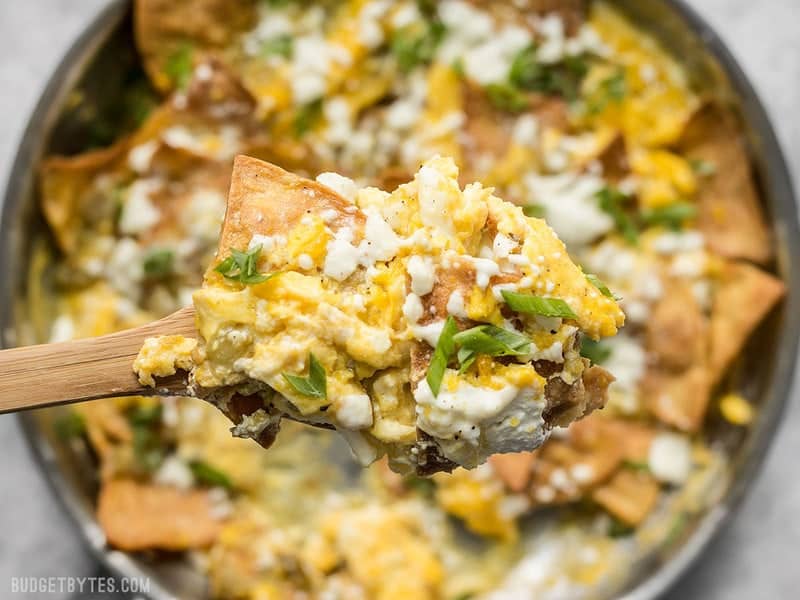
[137,155,623,472]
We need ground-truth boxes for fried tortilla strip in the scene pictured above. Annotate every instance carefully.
[645,365,711,433]
[646,279,708,372]
[97,478,222,551]
[40,140,129,253]
[678,103,771,264]
[709,261,785,383]
[489,452,537,493]
[591,469,659,526]
[134,0,257,93]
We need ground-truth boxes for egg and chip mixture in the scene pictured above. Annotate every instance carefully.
[34,0,786,598]
[136,155,624,474]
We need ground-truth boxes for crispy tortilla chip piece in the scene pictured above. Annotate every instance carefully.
[489,452,537,492]
[212,156,364,270]
[591,469,659,526]
[646,279,708,372]
[709,261,785,383]
[134,0,257,92]
[596,134,629,182]
[645,365,710,433]
[97,478,221,551]
[40,140,129,253]
[678,103,771,264]
[468,0,587,34]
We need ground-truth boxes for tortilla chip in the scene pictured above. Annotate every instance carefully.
[97,478,222,551]
[213,156,364,271]
[40,140,129,253]
[678,103,771,264]
[645,365,710,432]
[134,0,257,93]
[646,279,708,372]
[591,469,659,526]
[709,261,785,383]
[489,452,537,492]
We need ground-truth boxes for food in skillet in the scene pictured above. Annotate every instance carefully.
[134,154,623,474]
[35,0,786,598]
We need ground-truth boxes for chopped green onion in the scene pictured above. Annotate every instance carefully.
[501,290,578,319]
[585,273,616,299]
[640,202,697,230]
[164,44,194,90]
[404,475,436,497]
[523,204,545,218]
[128,403,163,427]
[689,158,716,177]
[54,411,86,440]
[608,517,635,538]
[587,68,626,114]
[485,83,529,113]
[189,460,233,490]
[260,34,292,58]
[293,99,323,137]
[426,316,458,397]
[453,325,531,357]
[623,459,650,472]
[579,338,612,365]
[283,353,327,399]
[454,325,530,373]
[390,20,445,72]
[215,245,277,285]
[510,47,588,101]
[665,512,688,545]
[596,186,639,245]
[143,248,174,278]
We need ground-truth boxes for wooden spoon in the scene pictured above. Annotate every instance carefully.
[0,307,196,414]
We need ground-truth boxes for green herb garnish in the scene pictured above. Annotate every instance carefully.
[501,290,578,319]
[596,186,638,244]
[689,158,716,177]
[585,273,615,299]
[189,460,233,490]
[608,517,635,538]
[143,248,175,279]
[665,513,688,545]
[283,353,327,399]
[128,403,163,427]
[164,44,194,90]
[293,98,323,137]
[587,68,626,114]
[622,459,650,472]
[579,338,612,365]
[390,20,446,73]
[54,411,86,440]
[640,202,697,230]
[454,325,531,374]
[405,475,436,497]
[485,83,529,112]
[426,316,458,396]
[261,34,292,58]
[510,47,589,101]
[215,245,275,285]
[523,204,545,218]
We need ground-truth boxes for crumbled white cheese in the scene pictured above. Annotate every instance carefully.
[119,180,161,235]
[127,140,159,173]
[416,165,456,234]
[411,320,446,348]
[183,188,226,242]
[336,393,374,429]
[446,290,468,318]
[512,114,539,147]
[154,455,194,490]
[297,253,314,270]
[462,25,532,85]
[649,432,692,485]
[403,293,425,324]
[407,255,436,296]
[359,208,401,265]
[316,172,358,202]
[536,14,565,63]
[525,172,612,247]
[652,230,705,255]
[48,315,75,343]
[471,257,501,289]
[323,227,361,281]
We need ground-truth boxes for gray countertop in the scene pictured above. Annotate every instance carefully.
[0,1,798,598]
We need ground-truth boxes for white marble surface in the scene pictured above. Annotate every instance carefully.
[0,1,798,598]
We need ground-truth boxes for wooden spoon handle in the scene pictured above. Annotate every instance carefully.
[0,306,196,414]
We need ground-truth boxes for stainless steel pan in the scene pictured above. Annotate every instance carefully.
[1,1,797,598]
